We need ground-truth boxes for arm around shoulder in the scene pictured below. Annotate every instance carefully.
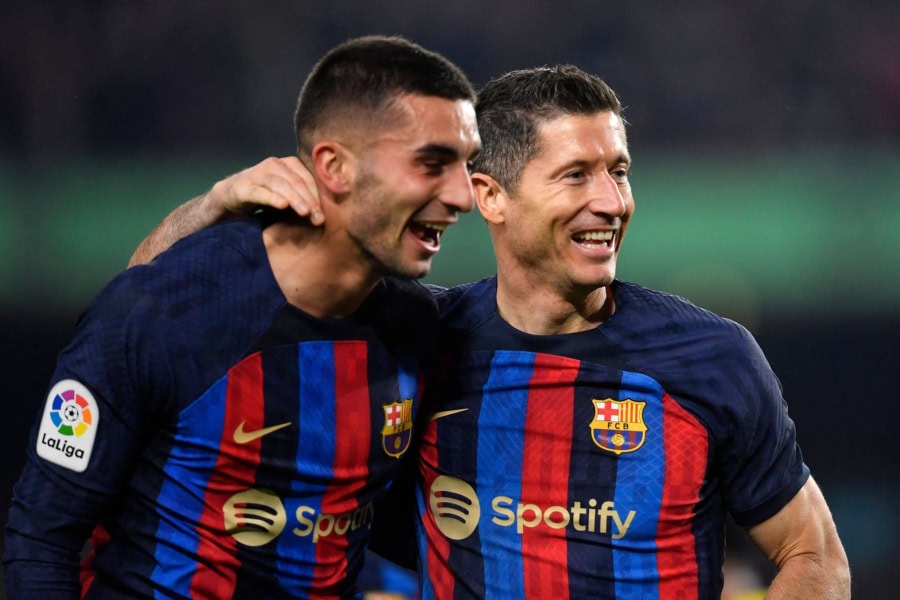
[127,157,322,267]
[747,476,851,599]
[127,191,219,267]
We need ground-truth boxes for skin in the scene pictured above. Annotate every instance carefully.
[482,111,849,598]
[324,94,480,282]
[127,156,322,268]
[473,112,633,335]
[134,93,480,319]
[127,110,850,599]
[748,477,851,599]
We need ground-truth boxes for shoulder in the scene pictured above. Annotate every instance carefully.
[613,280,757,353]
[380,277,437,302]
[612,280,778,419]
[376,277,439,320]
[77,217,283,361]
[364,277,440,337]
[126,217,279,316]
[428,277,497,326]
[138,217,267,286]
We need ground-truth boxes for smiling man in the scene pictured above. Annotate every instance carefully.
[112,65,850,599]
[4,35,480,599]
[410,65,849,599]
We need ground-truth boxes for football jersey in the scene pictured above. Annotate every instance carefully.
[415,277,808,600]
[4,217,436,599]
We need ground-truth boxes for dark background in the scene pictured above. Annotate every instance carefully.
[2,2,898,598]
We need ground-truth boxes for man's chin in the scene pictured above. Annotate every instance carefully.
[573,269,616,290]
[385,260,432,281]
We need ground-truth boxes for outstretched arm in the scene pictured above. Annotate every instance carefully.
[128,156,321,266]
[748,476,850,599]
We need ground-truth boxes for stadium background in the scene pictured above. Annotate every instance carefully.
[1,2,897,597]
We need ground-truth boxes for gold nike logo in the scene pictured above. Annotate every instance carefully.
[430,408,469,421]
[233,421,292,444]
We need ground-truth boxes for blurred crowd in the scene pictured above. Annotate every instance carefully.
[1,4,898,598]
[2,1,897,161]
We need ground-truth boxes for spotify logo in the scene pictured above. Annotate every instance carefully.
[223,488,375,547]
[223,488,288,547]
[429,475,481,540]
[427,476,637,541]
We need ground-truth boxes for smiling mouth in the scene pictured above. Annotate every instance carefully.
[572,230,615,247]
[409,221,450,249]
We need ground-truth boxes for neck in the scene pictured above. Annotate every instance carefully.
[495,271,614,336]
[263,221,382,318]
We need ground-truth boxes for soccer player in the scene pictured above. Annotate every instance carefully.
[117,66,851,599]
[412,66,848,599]
[3,35,480,599]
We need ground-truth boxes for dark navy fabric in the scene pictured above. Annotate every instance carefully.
[5,218,437,599]
[412,276,807,600]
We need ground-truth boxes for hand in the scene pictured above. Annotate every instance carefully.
[206,156,323,226]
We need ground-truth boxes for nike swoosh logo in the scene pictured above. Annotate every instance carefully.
[430,408,469,421]
[233,421,292,444]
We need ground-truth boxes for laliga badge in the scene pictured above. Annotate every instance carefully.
[36,379,99,472]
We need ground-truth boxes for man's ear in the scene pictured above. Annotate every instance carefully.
[309,141,355,195]
[471,172,507,225]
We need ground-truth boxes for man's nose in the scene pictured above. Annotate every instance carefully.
[588,170,626,216]
[440,162,476,213]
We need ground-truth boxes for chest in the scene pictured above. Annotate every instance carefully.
[420,350,711,543]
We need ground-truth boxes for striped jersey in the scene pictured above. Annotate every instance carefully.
[415,277,808,600]
[4,218,435,599]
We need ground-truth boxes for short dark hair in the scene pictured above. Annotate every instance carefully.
[294,35,475,156]
[472,65,625,193]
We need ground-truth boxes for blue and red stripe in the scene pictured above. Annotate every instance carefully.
[476,350,534,597]
[312,341,371,594]
[420,415,455,599]
[655,391,707,599]
[151,352,267,598]
[420,350,710,599]
[610,370,666,599]
[520,353,580,598]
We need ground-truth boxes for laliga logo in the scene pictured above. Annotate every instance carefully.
[49,386,94,437]
[37,379,99,473]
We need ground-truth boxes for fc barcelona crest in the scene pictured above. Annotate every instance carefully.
[590,398,647,455]
[381,399,414,458]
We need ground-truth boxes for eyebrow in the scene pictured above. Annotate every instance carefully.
[416,144,459,159]
[415,143,480,162]
[548,153,632,179]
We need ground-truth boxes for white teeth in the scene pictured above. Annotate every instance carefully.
[573,231,613,242]
[417,222,449,232]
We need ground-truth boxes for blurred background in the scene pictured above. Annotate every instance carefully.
[1,1,897,597]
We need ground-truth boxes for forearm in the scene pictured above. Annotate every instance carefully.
[764,551,851,599]
[748,477,851,599]
[128,157,322,267]
[128,191,226,267]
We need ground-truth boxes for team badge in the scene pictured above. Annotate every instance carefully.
[381,398,414,458]
[590,398,647,455]
[36,379,99,472]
